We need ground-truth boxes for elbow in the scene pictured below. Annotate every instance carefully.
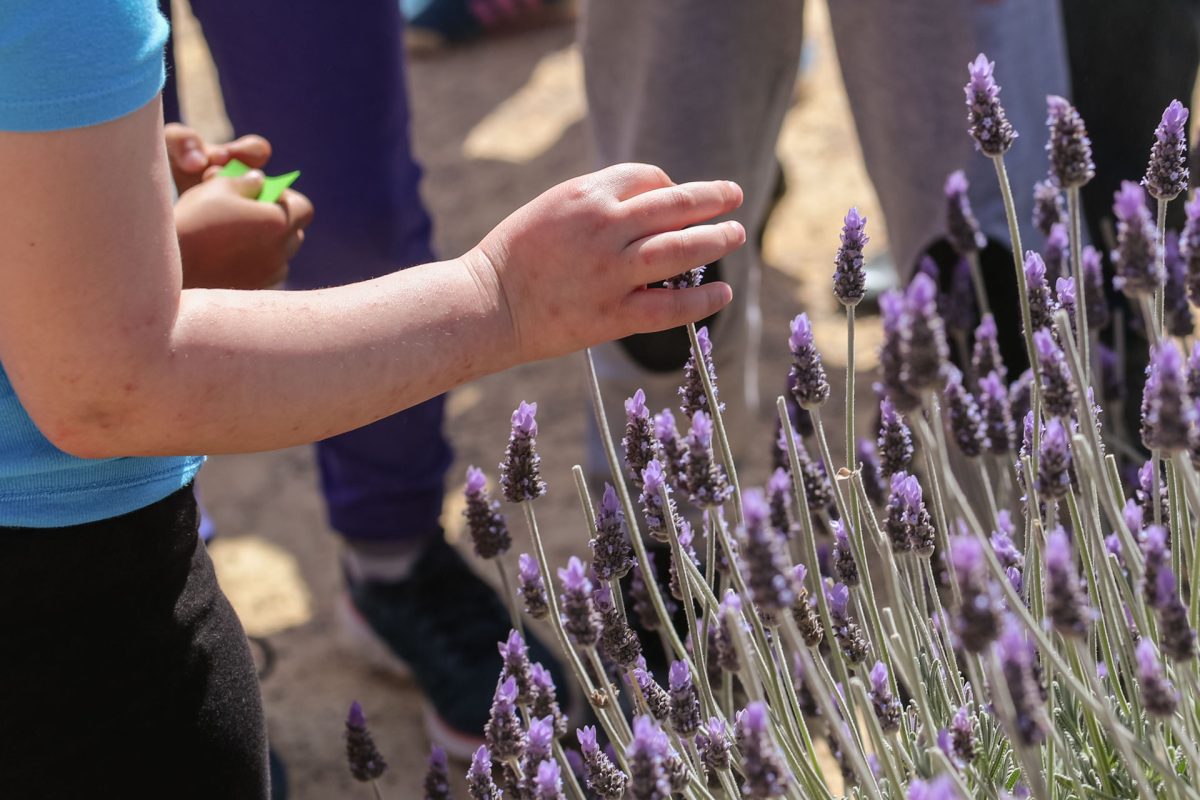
[29,401,149,460]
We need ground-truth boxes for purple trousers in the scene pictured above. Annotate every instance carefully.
[163,0,451,545]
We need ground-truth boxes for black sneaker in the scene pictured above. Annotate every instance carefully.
[337,535,575,759]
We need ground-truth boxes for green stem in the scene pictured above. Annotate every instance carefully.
[1067,186,1090,379]
[685,323,743,524]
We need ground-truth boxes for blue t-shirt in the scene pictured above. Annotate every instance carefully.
[0,0,203,526]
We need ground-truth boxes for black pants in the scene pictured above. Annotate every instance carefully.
[0,485,268,798]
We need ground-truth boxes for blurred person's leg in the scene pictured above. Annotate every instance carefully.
[829,0,1071,371]
[580,0,806,466]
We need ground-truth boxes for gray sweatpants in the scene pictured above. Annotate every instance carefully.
[580,0,1069,469]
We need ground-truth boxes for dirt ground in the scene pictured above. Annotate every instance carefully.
[173,1,884,795]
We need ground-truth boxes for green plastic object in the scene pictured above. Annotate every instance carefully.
[217,158,300,204]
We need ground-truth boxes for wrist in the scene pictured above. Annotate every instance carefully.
[458,245,521,369]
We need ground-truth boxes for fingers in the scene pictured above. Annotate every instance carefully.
[276,189,314,232]
[624,220,746,284]
[222,171,266,199]
[619,283,734,333]
[592,163,675,201]
[164,123,208,174]
[219,135,272,170]
[620,180,743,239]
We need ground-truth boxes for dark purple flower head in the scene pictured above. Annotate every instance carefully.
[1034,329,1077,419]
[1023,251,1058,334]
[766,466,796,537]
[596,583,642,669]
[1143,340,1192,452]
[1155,565,1197,662]
[695,717,732,775]
[1044,527,1090,637]
[500,401,547,503]
[667,660,701,737]
[464,465,511,559]
[978,371,1014,455]
[528,662,567,738]
[908,775,964,800]
[1033,179,1065,238]
[901,273,950,394]
[1046,95,1095,188]
[485,677,527,761]
[736,702,792,798]
[680,326,723,420]
[590,483,634,581]
[834,207,869,305]
[558,556,600,648]
[965,53,1017,156]
[1182,195,1200,306]
[949,705,977,765]
[1137,639,1179,717]
[467,746,501,800]
[885,472,936,557]
[499,629,533,703]
[990,510,1024,571]
[826,581,870,663]
[944,366,988,458]
[1164,231,1194,337]
[532,759,565,800]
[1144,100,1190,200]
[626,716,672,800]
[526,715,555,762]
[880,290,923,411]
[950,535,1002,652]
[623,389,658,488]
[664,264,706,290]
[345,701,388,782]
[995,616,1046,745]
[945,171,986,256]
[868,660,902,733]
[878,396,915,478]
[831,520,860,587]
[684,410,732,508]
[577,726,628,799]
[653,407,688,491]
[788,313,831,409]
[1036,417,1073,501]
[1080,245,1111,330]
[517,552,549,620]
[972,313,1006,383]
[1043,222,1069,280]
[739,489,798,618]
[1112,181,1165,297]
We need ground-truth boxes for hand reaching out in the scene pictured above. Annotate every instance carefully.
[467,163,745,363]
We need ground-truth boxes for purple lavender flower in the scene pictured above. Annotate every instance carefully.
[1141,524,1170,609]
[626,716,672,800]
[499,629,533,704]
[766,466,796,538]
[695,717,732,775]
[577,726,629,799]
[1136,639,1179,717]
[885,472,936,557]
[664,748,692,795]
[557,556,600,648]
[1164,231,1194,337]
[908,775,964,800]
[667,661,702,737]
[972,314,1006,383]
[500,401,546,503]
[1155,566,1197,662]
[529,662,567,737]
[964,53,1017,156]
[1023,251,1058,334]
[532,759,565,800]
[467,746,501,800]
[945,171,987,257]
[1046,95,1095,188]
[950,536,1002,652]
[639,459,681,542]
[623,389,658,488]
[1036,417,1073,501]
[790,564,824,647]
[664,264,706,290]
[1043,222,1070,281]
[868,661,902,732]
[714,590,746,672]
[518,552,550,620]
[1112,181,1165,297]
[680,326,723,420]
[1144,100,1190,200]
[1080,245,1111,330]
[1034,329,1077,419]
[902,273,951,394]
[485,677,527,761]
[788,313,831,409]
[944,366,989,458]
[345,701,387,782]
[1182,195,1200,306]
[738,489,799,620]
[990,510,1024,572]
[880,290,923,412]
[878,396,915,478]
[995,617,1046,745]
[683,410,732,507]
[1033,179,1065,238]
[1142,340,1192,452]
[653,408,688,491]
[523,716,554,770]
[949,705,977,764]
[1138,461,1171,535]
[463,466,512,559]
[978,371,1015,455]
[858,438,889,506]
[736,702,792,798]
[667,519,700,601]
[590,484,635,582]
[595,584,642,669]
[634,666,672,723]
[1055,276,1077,340]
[834,207,869,306]
[827,582,870,663]
[423,745,451,800]
[1044,527,1090,637]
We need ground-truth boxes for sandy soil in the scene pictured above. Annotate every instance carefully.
[173,1,884,795]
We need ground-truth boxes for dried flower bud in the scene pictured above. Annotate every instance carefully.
[834,207,869,306]
[1046,95,1095,188]
[345,701,388,782]
[965,53,1017,156]
[1144,100,1190,200]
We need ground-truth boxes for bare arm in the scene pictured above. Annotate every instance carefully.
[0,99,744,458]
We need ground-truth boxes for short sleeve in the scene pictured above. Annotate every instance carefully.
[0,0,169,132]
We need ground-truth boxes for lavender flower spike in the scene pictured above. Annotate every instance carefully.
[1033,178,1065,237]
[877,396,915,478]
[1044,527,1090,638]
[879,290,923,412]
[1034,328,1077,419]
[908,775,964,800]
[831,519,860,587]
[1080,245,1110,330]
[1182,195,1200,306]
[738,489,798,620]
[639,459,681,542]
[664,264,706,290]
[949,705,978,765]
[1112,181,1165,297]
[868,661,902,733]
[965,53,1017,156]
[557,556,601,648]
[1023,251,1057,334]
[901,272,950,394]
[653,407,688,490]
[972,313,1006,382]
[596,583,642,669]
[345,701,387,782]
[468,746,502,800]
[945,170,986,256]
[577,726,629,799]
[1046,94,1095,188]
[463,465,511,559]
[944,366,988,458]
[684,410,732,507]
[499,629,533,703]
[1045,222,1069,281]
[500,400,547,503]
[626,716,672,800]
[424,745,452,800]
[1155,566,1197,662]
[834,207,869,305]
[827,582,870,663]
[696,717,732,775]
[623,389,657,488]
[485,677,527,761]
[1144,99,1190,200]
[529,662,567,737]
[518,552,550,620]
[885,472,937,557]
[1137,639,1179,717]
[533,759,566,800]
[996,617,1046,745]
[736,702,792,798]
[950,535,1002,652]
[590,484,635,581]
[1036,417,1073,501]
[679,326,723,420]
[788,313,831,408]
[1142,340,1193,452]
[667,661,702,737]
[978,371,1015,455]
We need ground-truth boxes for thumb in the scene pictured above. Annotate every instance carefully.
[165,125,209,174]
[224,170,266,199]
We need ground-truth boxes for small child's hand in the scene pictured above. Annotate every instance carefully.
[174,171,314,290]
[468,163,745,362]
[164,123,272,194]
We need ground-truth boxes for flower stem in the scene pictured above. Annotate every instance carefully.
[494,558,524,638]
[1067,186,1090,379]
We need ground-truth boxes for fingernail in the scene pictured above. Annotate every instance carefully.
[181,147,206,170]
